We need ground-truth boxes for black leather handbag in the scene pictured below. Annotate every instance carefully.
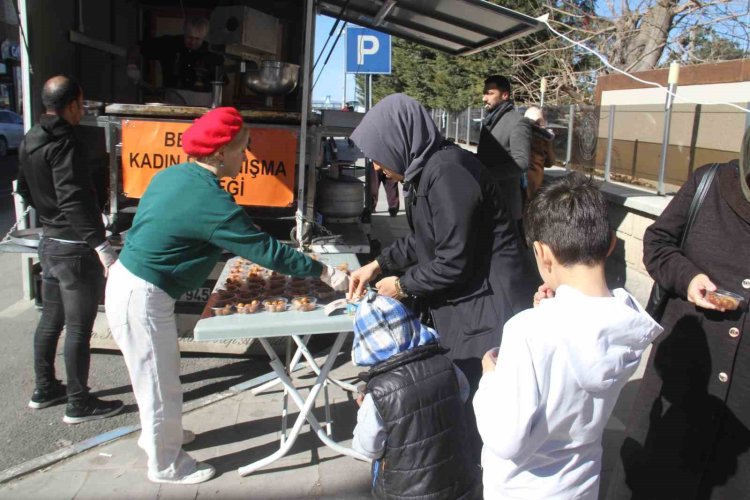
[645,163,720,321]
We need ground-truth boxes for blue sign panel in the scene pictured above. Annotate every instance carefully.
[345,27,391,74]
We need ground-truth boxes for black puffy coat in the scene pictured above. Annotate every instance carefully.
[363,345,479,500]
[606,162,750,500]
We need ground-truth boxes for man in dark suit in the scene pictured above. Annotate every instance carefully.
[476,75,531,234]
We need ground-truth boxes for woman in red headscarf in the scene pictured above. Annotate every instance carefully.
[104,107,349,485]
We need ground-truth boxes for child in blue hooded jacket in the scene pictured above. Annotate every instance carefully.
[351,292,480,500]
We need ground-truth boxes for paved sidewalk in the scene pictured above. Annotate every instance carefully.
[0,338,646,500]
[0,352,373,500]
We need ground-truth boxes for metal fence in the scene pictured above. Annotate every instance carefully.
[430,108,485,146]
[432,102,747,194]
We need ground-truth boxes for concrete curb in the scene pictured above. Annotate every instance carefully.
[0,366,289,485]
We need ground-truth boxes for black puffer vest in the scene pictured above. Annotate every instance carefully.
[362,345,479,500]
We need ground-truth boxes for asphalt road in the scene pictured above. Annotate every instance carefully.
[0,155,278,472]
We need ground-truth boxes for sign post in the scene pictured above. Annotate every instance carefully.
[346,27,390,222]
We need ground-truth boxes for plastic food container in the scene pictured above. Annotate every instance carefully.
[263,297,288,313]
[235,290,260,302]
[211,305,234,316]
[246,274,265,284]
[706,290,744,311]
[267,274,288,284]
[214,290,235,300]
[241,283,264,293]
[313,288,336,301]
[236,300,261,314]
[291,296,317,312]
[264,285,287,297]
[286,285,310,296]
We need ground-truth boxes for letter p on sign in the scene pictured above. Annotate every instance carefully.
[346,27,391,74]
[357,35,379,65]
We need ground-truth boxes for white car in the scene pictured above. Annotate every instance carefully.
[0,110,24,156]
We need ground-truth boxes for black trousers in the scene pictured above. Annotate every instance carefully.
[34,238,104,403]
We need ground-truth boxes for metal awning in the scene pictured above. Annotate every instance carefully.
[317,0,544,56]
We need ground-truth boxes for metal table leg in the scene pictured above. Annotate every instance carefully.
[280,337,292,446]
[291,334,359,393]
[252,334,312,396]
[238,332,370,477]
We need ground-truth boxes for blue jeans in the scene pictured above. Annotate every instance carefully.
[34,238,104,403]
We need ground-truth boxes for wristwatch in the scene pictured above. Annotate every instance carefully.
[394,278,407,299]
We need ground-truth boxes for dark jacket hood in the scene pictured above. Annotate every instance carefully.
[350,93,443,183]
[529,120,555,141]
[23,115,73,155]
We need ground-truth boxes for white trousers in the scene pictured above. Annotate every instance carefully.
[105,261,196,480]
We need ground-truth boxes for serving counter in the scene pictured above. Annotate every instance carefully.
[194,252,370,476]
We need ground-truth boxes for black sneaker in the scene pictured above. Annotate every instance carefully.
[28,383,67,409]
[63,396,124,424]
[389,208,399,217]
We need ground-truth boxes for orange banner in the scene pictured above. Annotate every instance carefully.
[120,119,297,207]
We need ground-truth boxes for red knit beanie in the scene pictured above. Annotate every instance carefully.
[182,107,244,157]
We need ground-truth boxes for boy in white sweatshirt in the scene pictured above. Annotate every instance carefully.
[473,173,663,500]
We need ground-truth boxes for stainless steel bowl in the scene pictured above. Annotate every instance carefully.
[243,61,300,95]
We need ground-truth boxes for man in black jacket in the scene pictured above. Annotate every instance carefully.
[476,75,531,233]
[17,75,123,423]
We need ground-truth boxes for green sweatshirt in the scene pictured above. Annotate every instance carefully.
[119,162,323,299]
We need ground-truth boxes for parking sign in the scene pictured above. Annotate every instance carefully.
[346,27,391,74]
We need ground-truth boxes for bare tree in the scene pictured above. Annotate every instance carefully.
[500,0,749,104]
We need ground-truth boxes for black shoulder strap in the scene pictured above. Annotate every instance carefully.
[680,163,719,249]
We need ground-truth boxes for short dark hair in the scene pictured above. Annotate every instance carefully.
[184,15,210,32]
[524,172,611,266]
[41,75,82,113]
[484,75,511,94]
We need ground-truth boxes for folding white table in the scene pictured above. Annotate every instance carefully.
[193,253,370,476]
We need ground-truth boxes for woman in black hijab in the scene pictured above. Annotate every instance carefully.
[348,94,538,462]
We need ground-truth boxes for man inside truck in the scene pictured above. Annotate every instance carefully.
[127,15,224,107]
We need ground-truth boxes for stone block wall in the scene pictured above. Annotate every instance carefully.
[605,201,658,305]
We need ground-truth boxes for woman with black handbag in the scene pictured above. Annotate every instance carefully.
[606,128,750,499]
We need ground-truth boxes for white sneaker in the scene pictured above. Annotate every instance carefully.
[183,430,196,445]
[148,462,215,485]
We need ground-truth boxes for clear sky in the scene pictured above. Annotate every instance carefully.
[312,14,360,105]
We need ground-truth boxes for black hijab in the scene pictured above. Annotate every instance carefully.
[350,93,443,183]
